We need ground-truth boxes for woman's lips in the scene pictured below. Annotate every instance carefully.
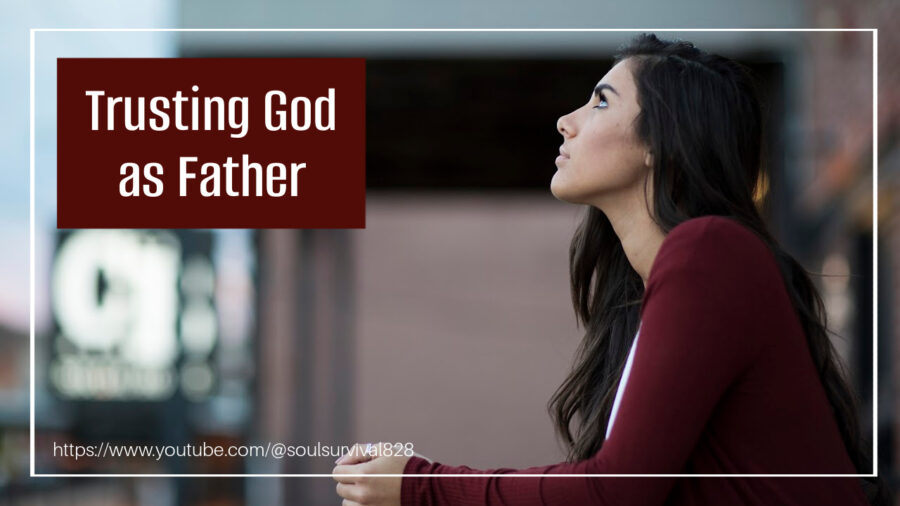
[556,147,570,165]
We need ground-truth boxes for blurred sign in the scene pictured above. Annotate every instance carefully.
[50,229,217,401]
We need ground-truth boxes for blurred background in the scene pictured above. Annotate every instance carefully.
[2,0,899,504]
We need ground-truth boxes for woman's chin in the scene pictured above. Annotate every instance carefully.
[550,173,582,204]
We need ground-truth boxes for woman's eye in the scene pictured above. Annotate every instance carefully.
[593,94,608,110]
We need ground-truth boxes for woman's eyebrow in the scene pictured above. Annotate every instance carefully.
[593,83,619,98]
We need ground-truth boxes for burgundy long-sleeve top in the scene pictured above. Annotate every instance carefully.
[401,216,868,506]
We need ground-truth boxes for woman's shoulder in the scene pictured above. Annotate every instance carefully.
[665,215,766,249]
[642,215,789,332]
[648,215,777,285]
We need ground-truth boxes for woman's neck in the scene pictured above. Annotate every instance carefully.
[600,198,666,288]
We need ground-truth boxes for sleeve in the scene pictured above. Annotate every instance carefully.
[401,217,772,506]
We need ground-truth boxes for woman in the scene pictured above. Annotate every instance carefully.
[332,33,888,505]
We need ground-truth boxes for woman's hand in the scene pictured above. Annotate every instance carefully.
[332,442,412,506]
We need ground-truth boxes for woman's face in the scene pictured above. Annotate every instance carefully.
[551,58,650,207]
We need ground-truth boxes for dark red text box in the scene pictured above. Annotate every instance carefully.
[57,58,366,228]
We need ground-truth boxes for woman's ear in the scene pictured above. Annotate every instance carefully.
[644,151,653,168]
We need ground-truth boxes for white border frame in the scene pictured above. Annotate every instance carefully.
[29,28,879,479]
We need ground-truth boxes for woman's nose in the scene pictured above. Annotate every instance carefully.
[557,113,574,137]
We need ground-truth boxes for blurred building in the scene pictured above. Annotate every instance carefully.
[801,0,900,492]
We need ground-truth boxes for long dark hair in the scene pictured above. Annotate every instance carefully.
[547,33,889,503]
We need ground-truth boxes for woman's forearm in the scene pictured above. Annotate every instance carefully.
[400,455,637,506]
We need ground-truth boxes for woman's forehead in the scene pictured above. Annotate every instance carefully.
[596,59,635,92]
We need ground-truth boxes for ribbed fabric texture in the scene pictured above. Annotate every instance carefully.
[401,216,868,506]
